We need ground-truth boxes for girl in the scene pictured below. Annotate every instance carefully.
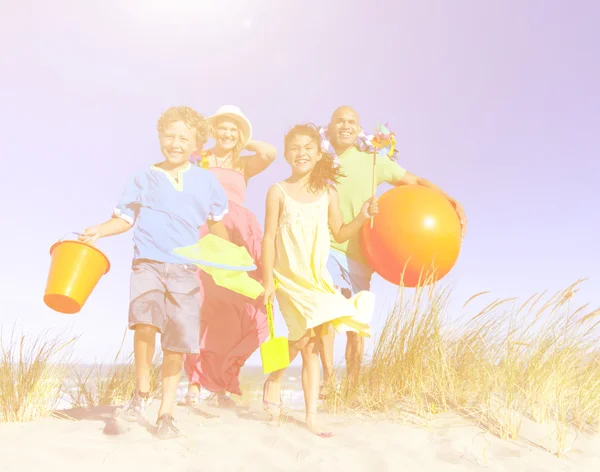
[182,105,276,407]
[261,124,377,437]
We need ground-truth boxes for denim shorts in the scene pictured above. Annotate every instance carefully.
[326,249,373,299]
[128,259,202,354]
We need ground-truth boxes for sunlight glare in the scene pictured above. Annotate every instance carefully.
[423,216,436,229]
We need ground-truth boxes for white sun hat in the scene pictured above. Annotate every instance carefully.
[206,105,253,146]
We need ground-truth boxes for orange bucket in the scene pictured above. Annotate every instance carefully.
[44,237,110,314]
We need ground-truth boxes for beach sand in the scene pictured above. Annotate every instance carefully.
[2,392,600,472]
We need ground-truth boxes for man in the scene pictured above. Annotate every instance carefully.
[319,106,467,393]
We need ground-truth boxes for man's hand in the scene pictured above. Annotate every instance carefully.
[452,202,467,239]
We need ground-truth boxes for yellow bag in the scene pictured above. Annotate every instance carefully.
[260,294,290,375]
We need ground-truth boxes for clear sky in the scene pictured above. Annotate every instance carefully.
[1,0,598,365]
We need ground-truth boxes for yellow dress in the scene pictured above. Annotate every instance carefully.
[273,183,374,341]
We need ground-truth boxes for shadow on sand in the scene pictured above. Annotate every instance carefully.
[52,404,154,436]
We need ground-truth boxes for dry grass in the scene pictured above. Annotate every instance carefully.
[0,327,77,422]
[66,329,162,408]
[329,279,600,457]
[3,279,599,459]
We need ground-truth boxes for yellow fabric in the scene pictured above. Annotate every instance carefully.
[173,234,264,299]
[330,146,406,265]
[273,184,373,341]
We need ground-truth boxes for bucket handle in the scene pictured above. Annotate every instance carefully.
[59,232,82,242]
[49,232,85,256]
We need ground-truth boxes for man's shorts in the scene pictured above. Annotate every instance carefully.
[326,249,373,299]
[129,259,202,354]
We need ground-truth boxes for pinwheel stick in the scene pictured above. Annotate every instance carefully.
[371,147,376,229]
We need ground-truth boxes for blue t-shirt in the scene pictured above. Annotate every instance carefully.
[113,163,229,264]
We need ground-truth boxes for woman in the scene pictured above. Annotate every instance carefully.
[182,105,276,407]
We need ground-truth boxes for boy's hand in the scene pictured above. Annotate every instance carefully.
[360,198,379,219]
[79,227,100,245]
[262,279,276,307]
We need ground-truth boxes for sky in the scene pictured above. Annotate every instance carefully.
[1,0,599,366]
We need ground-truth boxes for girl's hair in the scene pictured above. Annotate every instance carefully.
[157,106,210,148]
[212,117,246,171]
[284,124,344,193]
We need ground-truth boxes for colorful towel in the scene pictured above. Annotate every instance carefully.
[173,234,264,300]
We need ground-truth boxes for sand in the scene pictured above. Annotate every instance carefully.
[1,396,600,472]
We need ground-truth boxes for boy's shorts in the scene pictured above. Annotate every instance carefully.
[326,249,373,299]
[129,259,202,354]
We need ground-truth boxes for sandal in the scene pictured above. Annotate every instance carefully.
[217,393,237,409]
[319,381,339,400]
[318,383,328,400]
[262,380,282,424]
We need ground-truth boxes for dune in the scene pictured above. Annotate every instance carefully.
[1,392,599,472]
[3,281,600,471]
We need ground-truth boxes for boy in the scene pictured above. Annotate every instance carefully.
[79,106,230,439]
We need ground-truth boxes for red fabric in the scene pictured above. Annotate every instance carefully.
[183,199,268,395]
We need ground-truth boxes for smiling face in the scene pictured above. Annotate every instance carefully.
[159,120,197,166]
[284,133,322,177]
[327,107,361,153]
[213,119,240,151]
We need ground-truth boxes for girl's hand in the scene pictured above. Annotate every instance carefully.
[79,227,100,245]
[360,198,379,219]
[262,279,276,306]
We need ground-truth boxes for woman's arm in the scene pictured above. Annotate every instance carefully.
[261,185,282,303]
[243,140,277,180]
[207,220,230,241]
[328,188,377,243]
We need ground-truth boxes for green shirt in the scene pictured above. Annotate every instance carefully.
[330,146,406,265]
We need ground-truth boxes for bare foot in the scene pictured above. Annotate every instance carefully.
[305,412,333,438]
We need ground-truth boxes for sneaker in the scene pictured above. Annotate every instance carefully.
[156,414,181,440]
[217,393,236,409]
[121,391,152,423]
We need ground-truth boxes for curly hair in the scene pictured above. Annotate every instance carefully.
[284,124,345,194]
[211,116,247,171]
[157,106,210,149]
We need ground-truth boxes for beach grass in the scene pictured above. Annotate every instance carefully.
[328,278,600,457]
[0,326,77,422]
[2,280,599,459]
[66,328,162,408]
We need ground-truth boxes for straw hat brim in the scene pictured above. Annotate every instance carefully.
[207,111,252,147]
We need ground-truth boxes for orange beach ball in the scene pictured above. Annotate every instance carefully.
[361,185,462,287]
